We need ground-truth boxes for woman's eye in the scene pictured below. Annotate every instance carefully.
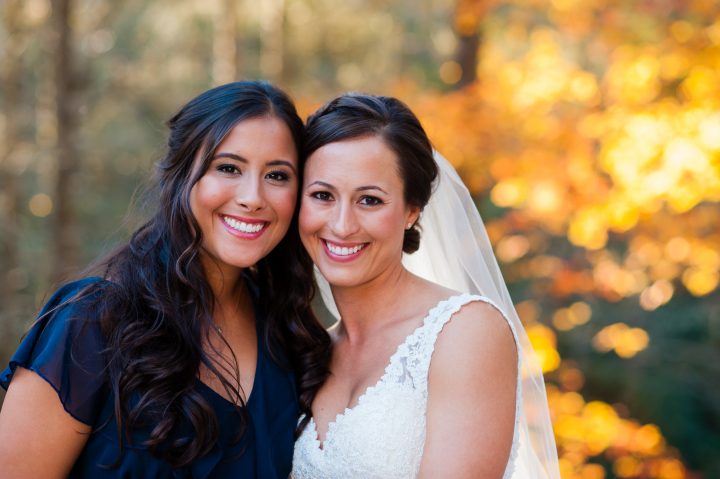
[267,170,290,182]
[217,164,240,174]
[310,191,333,201]
[359,195,382,206]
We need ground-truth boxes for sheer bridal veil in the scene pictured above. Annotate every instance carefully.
[316,151,561,478]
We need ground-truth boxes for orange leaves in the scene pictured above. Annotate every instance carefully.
[403,0,720,306]
[548,385,688,479]
[454,0,494,35]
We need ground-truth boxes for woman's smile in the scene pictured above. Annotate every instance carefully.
[321,239,369,262]
[220,214,269,239]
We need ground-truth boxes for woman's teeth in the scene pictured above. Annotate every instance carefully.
[326,241,365,256]
[223,216,265,233]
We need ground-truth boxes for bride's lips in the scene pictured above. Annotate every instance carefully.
[220,214,269,239]
[322,239,368,262]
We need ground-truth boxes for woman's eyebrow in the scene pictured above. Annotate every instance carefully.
[355,185,388,194]
[268,159,298,175]
[306,180,336,190]
[305,181,388,195]
[213,152,247,163]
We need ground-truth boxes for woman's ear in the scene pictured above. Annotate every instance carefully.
[406,206,421,229]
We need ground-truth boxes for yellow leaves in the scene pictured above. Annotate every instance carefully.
[569,71,600,104]
[549,380,683,475]
[568,208,608,250]
[681,66,718,102]
[632,425,665,456]
[552,302,592,331]
[698,112,720,150]
[614,456,644,478]
[405,1,720,316]
[548,380,687,478]
[454,0,491,35]
[605,49,661,105]
[682,267,719,296]
[529,180,565,215]
[664,237,691,262]
[496,234,531,262]
[653,459,687,479]
[527,323,561,372]
[491,178,528,207]
[639,280,674,311]
[593,323,649,358]
[669,21,696,44]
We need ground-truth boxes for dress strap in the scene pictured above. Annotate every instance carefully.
[401,293,483,394]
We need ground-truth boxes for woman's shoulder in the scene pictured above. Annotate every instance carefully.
[412,279,517,365]
[428,295,517,378]
[1,276,113,424]
[41,276,113,315]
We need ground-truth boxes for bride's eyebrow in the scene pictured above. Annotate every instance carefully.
[305,181,388,195]
[355,185,388,194]
[306,180,335,190]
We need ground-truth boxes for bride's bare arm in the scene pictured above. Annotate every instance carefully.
[0,367,91,478]
[418,301,518,479]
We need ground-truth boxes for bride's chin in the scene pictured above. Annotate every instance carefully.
[318,270,364,289]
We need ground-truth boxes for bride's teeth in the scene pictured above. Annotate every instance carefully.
[224,217,264,233]
[327,242,365,256]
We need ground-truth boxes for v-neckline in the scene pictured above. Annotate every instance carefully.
[197,336,262,408]
[309,293,469,451]
[197,319,262,409]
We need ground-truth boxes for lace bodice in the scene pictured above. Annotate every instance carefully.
[292,294,521,479]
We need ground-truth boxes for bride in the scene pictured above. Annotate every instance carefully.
[292,93,560,478]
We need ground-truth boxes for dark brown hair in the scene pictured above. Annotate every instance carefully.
[83,81,330,465]
[304,93,438,253]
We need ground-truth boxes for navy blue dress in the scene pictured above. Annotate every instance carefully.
[0,277,299,478]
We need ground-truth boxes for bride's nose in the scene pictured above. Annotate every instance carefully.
[329,202,360,238]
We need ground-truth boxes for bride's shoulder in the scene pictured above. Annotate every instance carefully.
[431,297,517,371]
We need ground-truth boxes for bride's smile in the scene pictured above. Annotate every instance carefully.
[299,136,419,289]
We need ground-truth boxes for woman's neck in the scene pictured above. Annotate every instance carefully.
[331,261,420,341]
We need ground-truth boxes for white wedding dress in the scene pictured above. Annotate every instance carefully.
[291,293,521,479]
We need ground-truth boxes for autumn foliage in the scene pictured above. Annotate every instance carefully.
[398,0,720,477]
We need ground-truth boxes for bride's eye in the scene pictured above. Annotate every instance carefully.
[358,195,382,206]
[310,191,333,201]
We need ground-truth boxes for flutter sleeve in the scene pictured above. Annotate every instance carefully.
[0,277,110,426]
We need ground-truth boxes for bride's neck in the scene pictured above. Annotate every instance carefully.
[331,262,418,340]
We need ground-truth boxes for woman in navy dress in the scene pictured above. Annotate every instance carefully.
[0,81,330,478]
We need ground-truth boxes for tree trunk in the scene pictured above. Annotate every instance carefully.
[0,0,23,282]
[52,0,80,281]
[453,0,490,90]
[213,0,239,85]
[0,0,25,362]
[259,0,285,83]
[455,32,480,89]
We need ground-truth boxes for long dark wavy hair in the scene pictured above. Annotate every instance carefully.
[79,81,330,466]
[304,93,438,254]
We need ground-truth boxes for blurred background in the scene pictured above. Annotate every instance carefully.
[1,0,718,477]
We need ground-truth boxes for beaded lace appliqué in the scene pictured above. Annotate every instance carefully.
[291,294,521,479]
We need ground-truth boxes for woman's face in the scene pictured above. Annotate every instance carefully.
[299,135,419,289]
[190,115,299,277]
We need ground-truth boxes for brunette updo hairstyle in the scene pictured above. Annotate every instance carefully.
[304,93,438,253]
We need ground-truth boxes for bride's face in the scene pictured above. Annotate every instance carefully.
[299,135,419,289]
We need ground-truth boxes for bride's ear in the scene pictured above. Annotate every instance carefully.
[405,206,421,229]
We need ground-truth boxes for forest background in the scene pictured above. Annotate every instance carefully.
[1,0,718,478]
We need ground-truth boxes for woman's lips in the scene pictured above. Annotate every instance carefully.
[221,215,268,239]
[322,239,368,262]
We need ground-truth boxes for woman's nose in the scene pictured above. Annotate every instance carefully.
[234,176,266,212]
[330,202,359,237]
